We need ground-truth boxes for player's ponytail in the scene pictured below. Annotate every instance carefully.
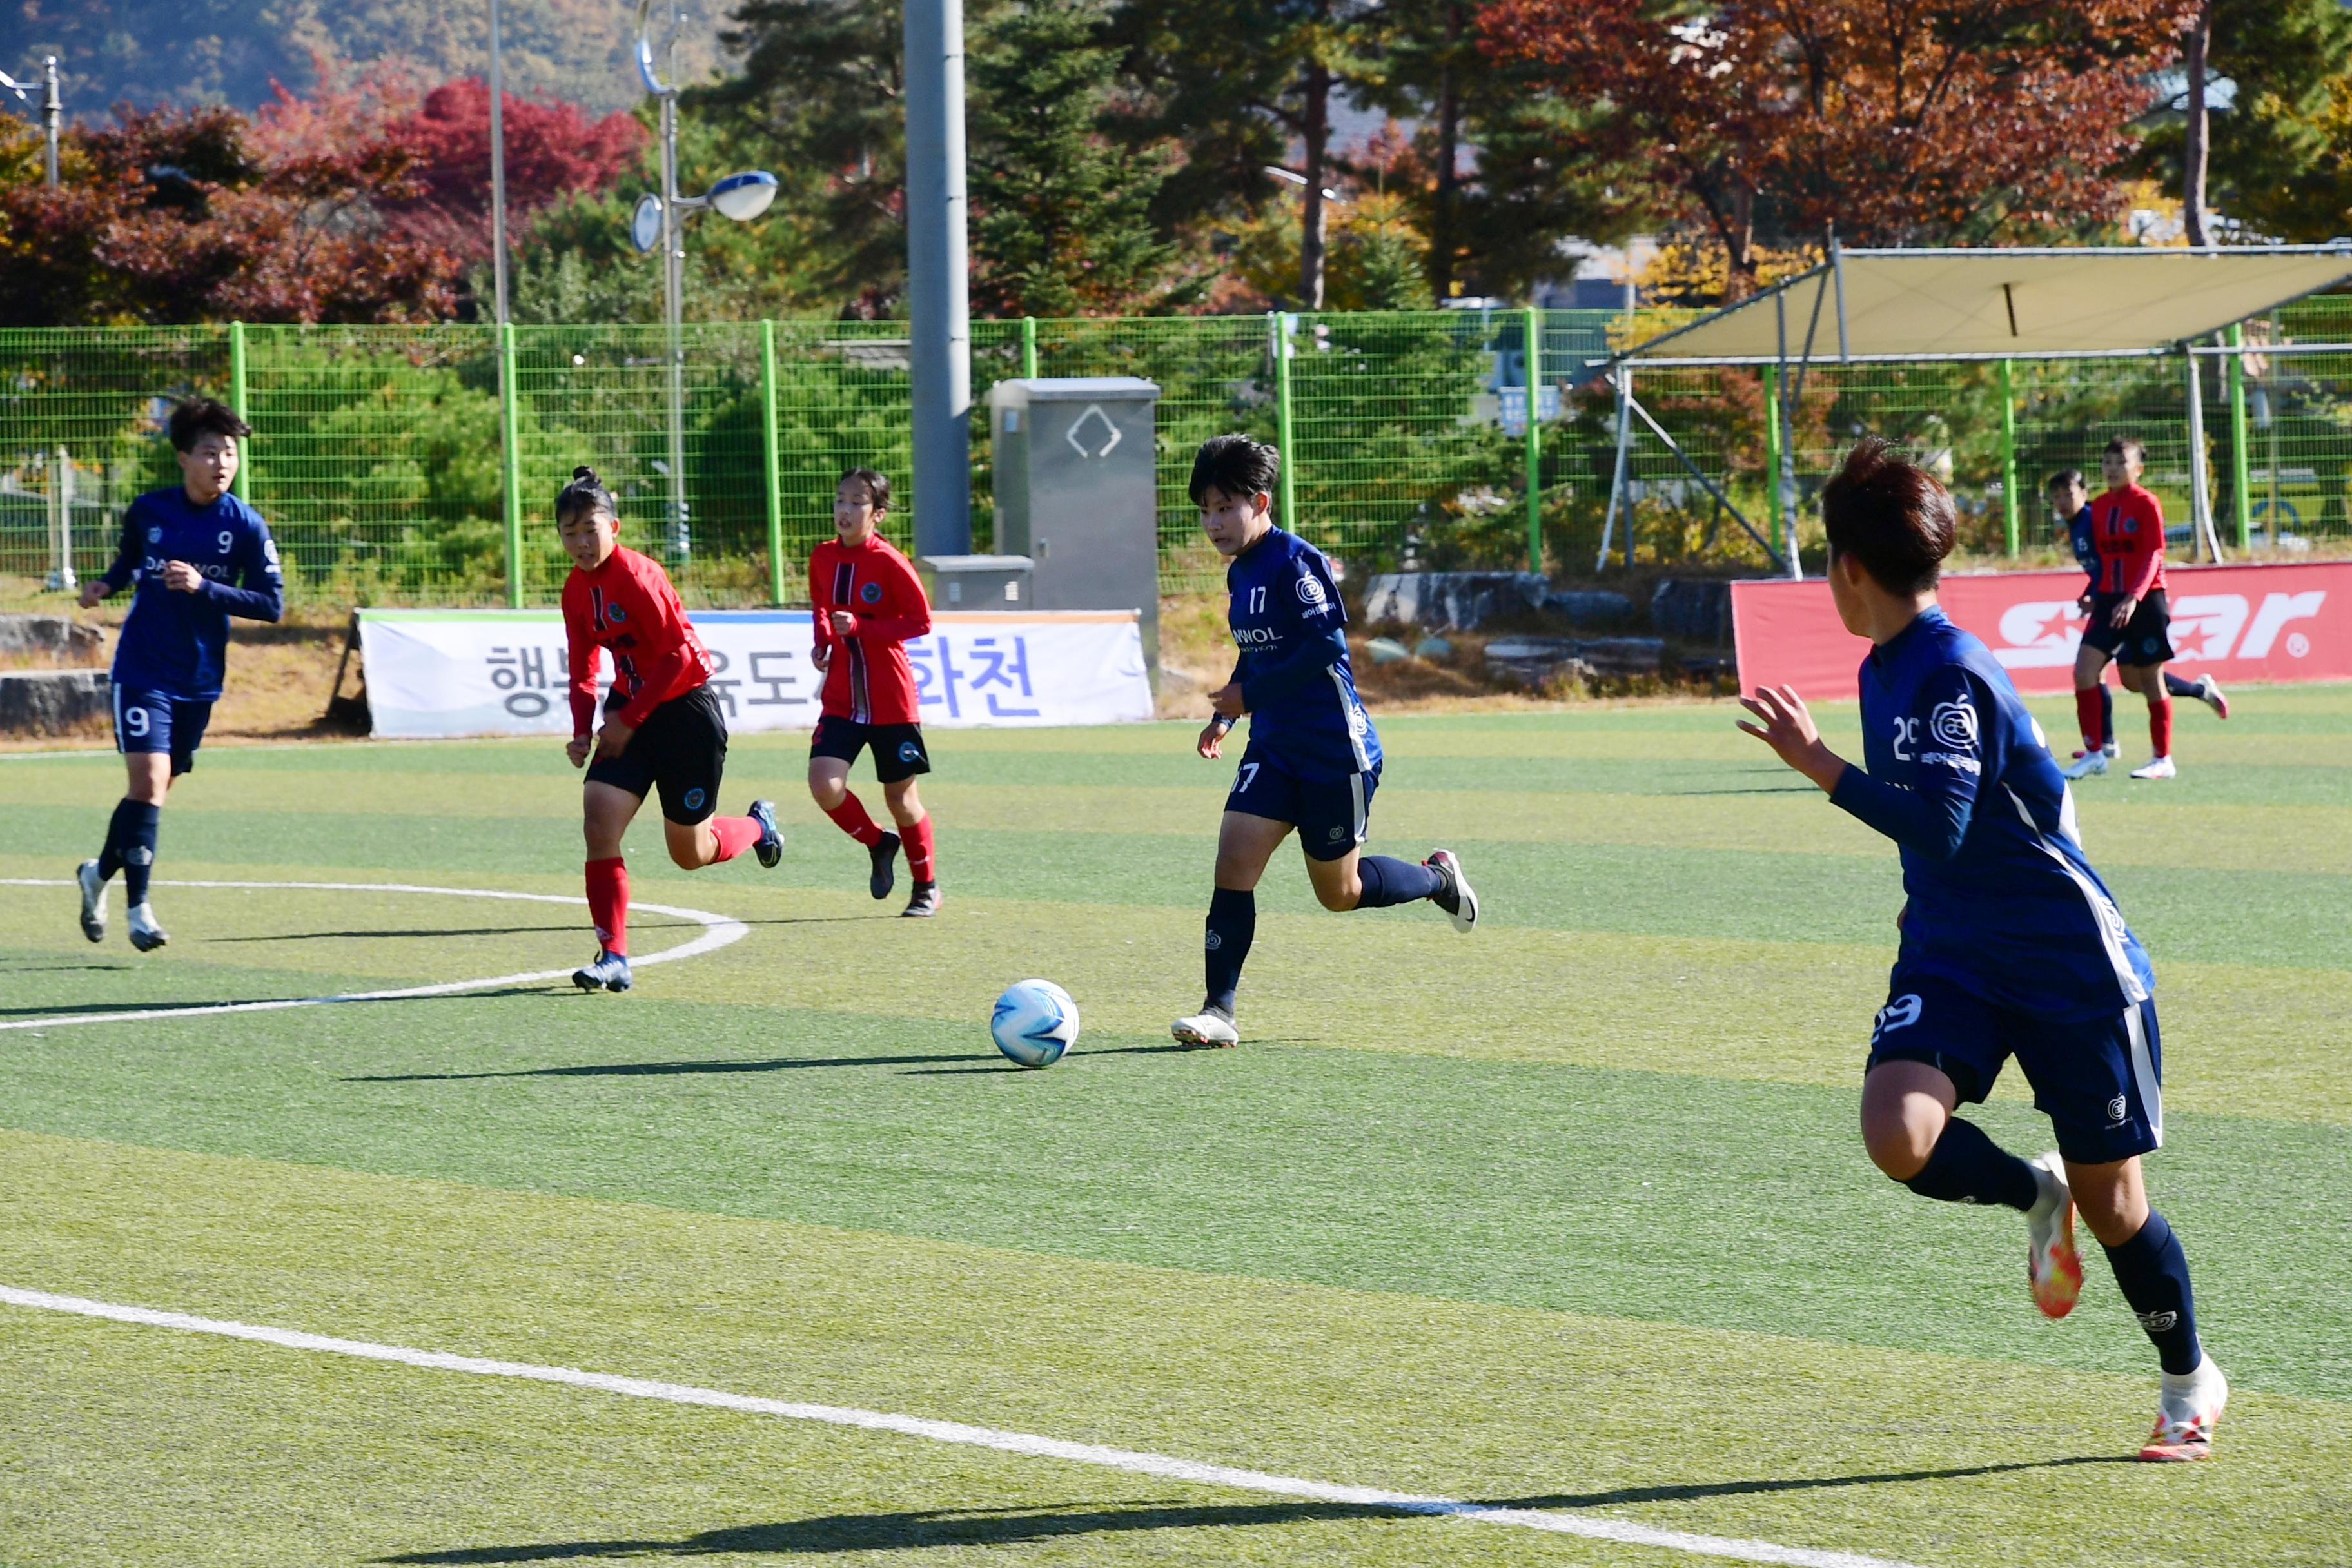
[556,466,617,528]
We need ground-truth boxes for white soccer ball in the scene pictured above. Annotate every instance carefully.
[990,979,1079,1068]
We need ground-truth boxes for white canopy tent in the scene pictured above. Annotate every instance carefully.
[1593,244,2352,573]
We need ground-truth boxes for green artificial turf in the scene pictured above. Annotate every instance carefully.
[2,687,2347,1567]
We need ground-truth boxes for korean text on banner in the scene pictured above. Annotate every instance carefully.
[356,609,1155,740]
[1732,561,2352,702]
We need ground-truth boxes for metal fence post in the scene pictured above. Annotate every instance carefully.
[1020,315,1038,380]
[1524,304,1544,574]
[1761,365,1783,561]
[1999,358,2019,556]
[2227,324,2252,551]
[500,322,525,608]
[1271,311,1298,526]
[228,321,250,500]
[761,319,785,605]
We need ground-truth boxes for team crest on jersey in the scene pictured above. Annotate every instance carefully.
[607,603,628,623]
[861,581,884,604]
[146,525,162,544]
[683,788,706,811]
[897,741,922,763]
[1929,698,1977,749]
[1295,573,1327,606]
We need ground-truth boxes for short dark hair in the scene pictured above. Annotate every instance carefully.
[838,467,890,511]
[1189,433,1280,508]
[2104,435,2145,464]
[168,397,250,453]
[2046,468,2086,492]
[556,464,616,526]
[1819,438,1955,596]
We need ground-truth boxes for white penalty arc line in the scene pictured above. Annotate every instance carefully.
[0,880,748,1032]
[0,1285,1924,1568]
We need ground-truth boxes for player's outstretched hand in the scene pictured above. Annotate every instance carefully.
[594,719,634,762]
[1196,719,1228,760]
[162,560,204,593]
[77,580,106,609]
[2110,595,2137,629]
[1736,684,1847,794]
[566,736,593,769]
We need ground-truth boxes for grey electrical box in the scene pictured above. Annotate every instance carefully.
[917,553,1033,610]
[989,377,1161,687]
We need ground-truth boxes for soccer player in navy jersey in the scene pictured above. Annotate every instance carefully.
[1170,435,1476,1050]
[73,399,282,952]
[1740,438,2226,1461]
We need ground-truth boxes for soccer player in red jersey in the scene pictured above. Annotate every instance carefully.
[558,466,780,991]
[807,468,942,917]
[2065,438,2205,782]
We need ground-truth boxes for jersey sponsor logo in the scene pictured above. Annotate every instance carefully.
[1295,573,1327,607]
[1928,698,1977,749]
[1920,751,1981,773]
[861,581,883,604]
[682,787,707,812]
[897,740,922,763]
[1870,992,1922,1043]
[1231,625,1281,645]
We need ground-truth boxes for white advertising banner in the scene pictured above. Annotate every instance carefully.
[357,609,1155,739]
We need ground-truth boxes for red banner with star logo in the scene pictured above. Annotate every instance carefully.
[1732,561,2352,701]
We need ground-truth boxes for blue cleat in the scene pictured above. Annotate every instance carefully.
[749,799,783,868]
[573,949,632,992]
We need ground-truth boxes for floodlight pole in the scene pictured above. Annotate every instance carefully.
[489,0,510,324]
[41,55,58,186]
[905,0,973,554]
[660,83,689,560]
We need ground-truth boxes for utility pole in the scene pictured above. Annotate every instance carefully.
[41,56,59,186]
[489,0,510,323]
[903,0,973,555]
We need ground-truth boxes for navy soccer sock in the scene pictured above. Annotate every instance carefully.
[1354,854,1443,908]
[2099,683,2115,747]
[2102,1209,2204,1375]
[1203,887,1255,1014]
[96,796,142,879]
[1903,1117,2039,1211]
[2163,671,2200,700]
[119,801,161,905]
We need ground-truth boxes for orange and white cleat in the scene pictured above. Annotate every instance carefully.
[2025,1152,2083,1319]
[2139,1357,2228,1462]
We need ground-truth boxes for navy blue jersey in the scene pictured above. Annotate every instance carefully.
[101,487,284,701]
[1226,527,1378,780]
[2065,504,2100,590]
[1832,607,2153,1019]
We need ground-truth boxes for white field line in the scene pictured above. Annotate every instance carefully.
[0,880,747,1032]
[0,1284,1926,1568]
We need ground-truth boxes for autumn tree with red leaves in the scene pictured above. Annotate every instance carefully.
[1478,0,2186,296]
[382,79,647,262]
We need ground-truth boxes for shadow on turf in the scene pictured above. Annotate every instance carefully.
[377,1458,2138,1561]
[208,924,584,943]
[349,1043,1201,1083]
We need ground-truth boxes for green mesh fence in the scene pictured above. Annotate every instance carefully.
[3,307,2348,608]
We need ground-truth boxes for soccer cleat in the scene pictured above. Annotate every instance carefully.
[125,901,168,954]
[1426,848,1478,933]
[2139,1357,2228,1462]
[75,859,106,943]
[2062,751,2109,780]
[572,949,632,992]
[868,831,901,900]
[2130,756,2178,780]
[2024,1152,2084,1320]
[2104,740,2121,758]
[748,799,783,868]
[901,880,941,919]
[2194,676,2229,720]
[1171,1005,1240,1048]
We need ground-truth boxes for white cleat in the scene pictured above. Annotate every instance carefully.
[2062,751,2110,780]
[2024,1152,2083,1320]
[2140,1356,2228,1462]
[2104,741,2120,758]
[126,901,168,954]
[1171,1006,1239,1048]
[2194,676,2229,720]
[1426,848,1477,933]
[76,859,107,943]
[2130,756,2177,781]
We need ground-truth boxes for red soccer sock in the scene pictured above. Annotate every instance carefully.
[903,814,936,882]
[585,856,629,956]
[2073,687,2105,752]
[2150,697,2174,759]
[706,814,761,865]
[824,790,885,847]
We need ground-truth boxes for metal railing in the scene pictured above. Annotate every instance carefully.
[3,301,2346,606]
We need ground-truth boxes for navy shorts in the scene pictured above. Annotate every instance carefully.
[1867,969,2163,1165]
[586,684,728,825]
[113,685,213,777]
[2081,589,2173,665]
[810,717,931,784]
[1224,743,1378,862]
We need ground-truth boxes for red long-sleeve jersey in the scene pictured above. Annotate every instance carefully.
[562,544,714,737]
[810,534,931,725]
[2090,483,2168,600]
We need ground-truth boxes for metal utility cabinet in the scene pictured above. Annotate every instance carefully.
[988,377,1161,687]
[916,553,1033,610]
